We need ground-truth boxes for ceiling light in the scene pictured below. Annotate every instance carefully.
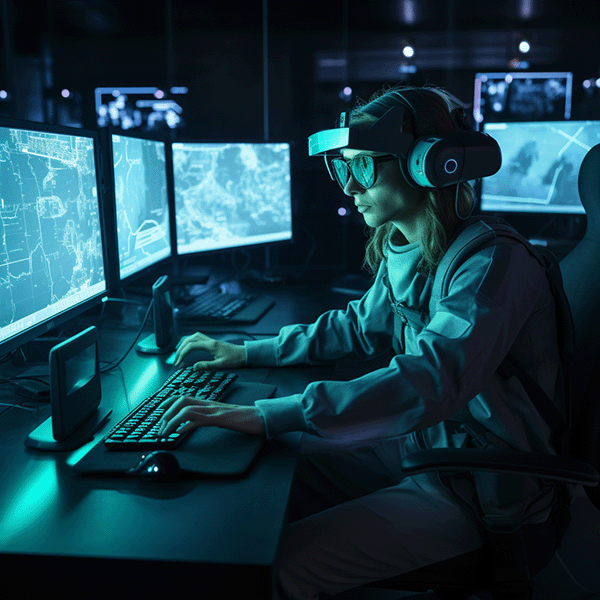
[402,45,415,59]
[518,40,531,53]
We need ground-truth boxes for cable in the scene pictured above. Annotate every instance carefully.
[455,181,476,221]
[554,551,595,593]
[0,350,16,366]
[1,375,50,388]
[100,299,154,374]
[0,402,36,412]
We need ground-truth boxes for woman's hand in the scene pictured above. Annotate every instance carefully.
[157,395,265,437]
[173,332,246,370]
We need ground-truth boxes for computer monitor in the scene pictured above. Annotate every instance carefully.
[171,141,293,255]
[0,118,107,357]
[103,129,173,286]
[473,72,573,126]
[479,120,600,214]
[94,86,186,132]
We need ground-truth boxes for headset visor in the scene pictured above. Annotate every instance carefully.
[307,106,414,157]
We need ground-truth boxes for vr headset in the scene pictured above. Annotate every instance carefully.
[308,91,502,189]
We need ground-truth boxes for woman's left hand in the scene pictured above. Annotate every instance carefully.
[157,395,266,438]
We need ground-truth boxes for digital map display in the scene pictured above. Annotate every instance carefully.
[111,134,171,279]
[172,142,292,254]
[481,120,600,213]
[0,126,105,345]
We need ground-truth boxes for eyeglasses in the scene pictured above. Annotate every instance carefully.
[329,154,398,190]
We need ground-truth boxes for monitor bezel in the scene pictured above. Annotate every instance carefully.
[100,126,175,292]
[170,138,295,259]
[0,117,108,358]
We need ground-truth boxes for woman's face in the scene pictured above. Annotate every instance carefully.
[341,149,426,241]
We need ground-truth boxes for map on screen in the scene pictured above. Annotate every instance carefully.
[0,126,105,344]
[111,134,171,279]
[172,142,292,254]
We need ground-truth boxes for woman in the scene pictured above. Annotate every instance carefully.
[158,85,564,599]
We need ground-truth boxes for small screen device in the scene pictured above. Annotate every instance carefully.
[24,326,111,451]
[308,92,502,189]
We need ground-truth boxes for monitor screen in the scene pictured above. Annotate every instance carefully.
[172,141,293,255]
[480,120,600,214]
[95,86,186,132]
[0,120,106,355]
[473,72,573,126]
[109,132,172,281]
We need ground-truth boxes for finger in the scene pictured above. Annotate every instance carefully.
[157,392,195,413]
[174,333,214,366]
[192,359,221,371]
[157,396,178,412]
[172,341,189,366]
[168,419,196,436]
[159,413,192,437]
[158,395,197,425]
[174,335,202,363]
[173,336,202,366]
[159,403,213,437]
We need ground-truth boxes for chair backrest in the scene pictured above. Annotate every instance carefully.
[559,143,600,507]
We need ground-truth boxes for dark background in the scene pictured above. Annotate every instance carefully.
[2,0,599,275]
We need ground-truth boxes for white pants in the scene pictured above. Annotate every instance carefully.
[273,434,486,600]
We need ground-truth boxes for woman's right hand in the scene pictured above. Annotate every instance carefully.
[172,332,246,371]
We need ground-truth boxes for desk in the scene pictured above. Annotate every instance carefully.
[0,278,361,599]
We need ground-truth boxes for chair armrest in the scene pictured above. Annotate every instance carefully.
[400,448,599,486]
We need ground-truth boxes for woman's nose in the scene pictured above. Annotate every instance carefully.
[343,172,363,196]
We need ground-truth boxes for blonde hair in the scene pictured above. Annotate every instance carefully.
[352,85,476,275]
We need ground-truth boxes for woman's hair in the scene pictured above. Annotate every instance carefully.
[352,84,476,275]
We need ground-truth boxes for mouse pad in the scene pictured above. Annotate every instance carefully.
[72,381,276,477]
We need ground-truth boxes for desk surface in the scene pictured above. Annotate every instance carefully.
[0,276,361,598]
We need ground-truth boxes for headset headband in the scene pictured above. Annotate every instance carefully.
[308,104,414,157]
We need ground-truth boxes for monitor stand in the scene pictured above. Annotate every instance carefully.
[135,333,178,355]
[24,407,112,452]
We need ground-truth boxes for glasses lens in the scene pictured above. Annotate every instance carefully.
[351,155,375,188]
[331,158,350,189]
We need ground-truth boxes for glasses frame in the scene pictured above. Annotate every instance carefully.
[328,154,398,190]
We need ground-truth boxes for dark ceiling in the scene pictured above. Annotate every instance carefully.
[10,0,600,37]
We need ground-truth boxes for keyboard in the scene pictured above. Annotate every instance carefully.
[103,367,237,450]
[175,286,274,323]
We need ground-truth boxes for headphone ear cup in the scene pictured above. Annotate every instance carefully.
[398,154,420,189]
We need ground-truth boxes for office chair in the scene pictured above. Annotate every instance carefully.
[369,144,600,600]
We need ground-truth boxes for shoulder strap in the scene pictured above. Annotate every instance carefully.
[432,216,535,301]
[434,216,574,453]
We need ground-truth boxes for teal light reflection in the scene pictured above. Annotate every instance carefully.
[1,462,59,546]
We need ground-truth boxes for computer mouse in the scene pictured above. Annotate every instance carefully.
[127,450,182,481]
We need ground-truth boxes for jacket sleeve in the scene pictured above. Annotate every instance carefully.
[245,262,395,368]
[255,240,550,440]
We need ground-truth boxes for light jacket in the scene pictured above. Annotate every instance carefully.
[250,236,564,521]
